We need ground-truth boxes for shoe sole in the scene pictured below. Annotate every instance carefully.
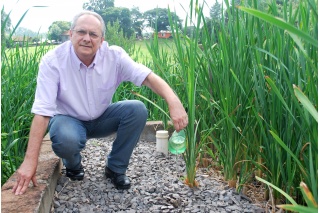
[66,175,84,181]
[105,170,131,189]
[116,184,131,190]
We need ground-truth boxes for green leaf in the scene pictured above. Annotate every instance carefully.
[131,91,171,120]
[265,76,296,121]
[286,31,307,56]
[238,7,318,47]
[293,85,318,122]
[277,204,318,213]
[255,176,298,205]
[299,182,318,208]
[269,131,307,176]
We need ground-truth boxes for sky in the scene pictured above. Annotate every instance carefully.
[2,0,216,33]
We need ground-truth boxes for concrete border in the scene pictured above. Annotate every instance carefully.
[1,134,61,213]
[1,121,167,213]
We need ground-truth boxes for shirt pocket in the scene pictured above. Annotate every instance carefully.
[97,86,116,105]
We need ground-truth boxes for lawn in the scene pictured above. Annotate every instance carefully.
[133,38,176,63]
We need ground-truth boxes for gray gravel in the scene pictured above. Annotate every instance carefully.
[51,137,266,213]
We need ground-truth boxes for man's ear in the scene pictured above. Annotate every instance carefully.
[69,30,73,38]
[98,37,104,47]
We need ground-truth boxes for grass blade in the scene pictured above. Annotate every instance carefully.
[255,176,298,205]
[293,84,318,122]
[238,7,317,47]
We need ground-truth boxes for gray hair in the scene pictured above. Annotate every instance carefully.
[71,10,105,37]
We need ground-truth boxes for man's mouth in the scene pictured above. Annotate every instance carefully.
[80,45,92,48]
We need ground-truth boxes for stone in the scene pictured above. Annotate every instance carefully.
[48,136,267,213]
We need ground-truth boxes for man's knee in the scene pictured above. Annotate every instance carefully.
[51,131,85,158]
[49,116,86,158]
[127,100,148,120]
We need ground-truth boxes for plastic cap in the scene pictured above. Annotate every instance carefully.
[156,130,169,137]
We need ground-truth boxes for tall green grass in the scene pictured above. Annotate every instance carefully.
[144,0,317,206]
[1,43,51,185]
[238,0,318,203]
[213,0,316,205]
[1,7,53,185]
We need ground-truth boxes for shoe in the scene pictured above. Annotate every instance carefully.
[66,165,85,181]
[105,166,131,189]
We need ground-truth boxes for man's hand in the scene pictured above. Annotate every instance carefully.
[142,72,188,132]
[12,161,38,195]
[168,99,188,132]
[11,114,49,195]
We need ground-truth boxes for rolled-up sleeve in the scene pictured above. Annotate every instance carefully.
[116,47,152,86]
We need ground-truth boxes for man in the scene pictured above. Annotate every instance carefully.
[12,10,188,195]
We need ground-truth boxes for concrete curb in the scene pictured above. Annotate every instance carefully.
[1,121,168,213]
[1,134,61,213]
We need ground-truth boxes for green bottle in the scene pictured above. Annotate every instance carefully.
[168,130,186,154]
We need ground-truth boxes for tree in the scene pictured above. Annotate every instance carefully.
[131,7,143,37]
[1,9,11,48]
[83,0,114,13]
[1,9,11,33]
[14,27,38,37]
[101,7,134,38]
[119,8,134,37]
[210,0,222,21]
[143,8,182,32]
[206,1,223,43]
[47,21,70,41]
[185,26,196,38]
[105,20,135,54]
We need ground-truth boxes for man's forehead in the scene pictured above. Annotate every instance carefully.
[76,15,101,25]
[75,15,102,30]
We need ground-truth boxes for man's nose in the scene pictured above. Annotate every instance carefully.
[83,32,91,40]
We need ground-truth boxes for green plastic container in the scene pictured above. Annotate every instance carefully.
[168,130,186,154]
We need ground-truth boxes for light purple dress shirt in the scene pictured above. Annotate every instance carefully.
[31,41,152,121]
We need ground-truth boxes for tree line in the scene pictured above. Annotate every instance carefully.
[47,0,183,42]
[1,0,299,46]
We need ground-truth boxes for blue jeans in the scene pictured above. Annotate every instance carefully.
[48,100,148,174]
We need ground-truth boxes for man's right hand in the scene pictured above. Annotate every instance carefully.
[11,114,49,195]
[12,160,38,195]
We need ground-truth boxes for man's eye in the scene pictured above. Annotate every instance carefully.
[78,30,87,35]
[89,33,98,38]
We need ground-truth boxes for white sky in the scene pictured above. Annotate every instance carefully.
[2,0,217,33]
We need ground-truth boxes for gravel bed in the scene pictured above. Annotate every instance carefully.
[51,137,266,213]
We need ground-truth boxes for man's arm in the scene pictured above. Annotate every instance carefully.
[12,114,50,195]
[142,72,188,131]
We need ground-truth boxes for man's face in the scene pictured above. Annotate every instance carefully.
[70,14,104,65]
